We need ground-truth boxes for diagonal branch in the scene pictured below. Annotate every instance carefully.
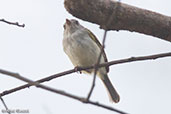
[0,52,171,97]
[0,97,11,114]
[0,19,25,27]
[0,69,128,114]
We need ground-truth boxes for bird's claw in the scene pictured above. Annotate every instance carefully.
[74,66,82,74]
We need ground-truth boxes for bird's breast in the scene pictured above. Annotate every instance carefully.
[63,34,100,67]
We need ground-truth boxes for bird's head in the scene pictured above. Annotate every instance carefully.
[63,19,83,34]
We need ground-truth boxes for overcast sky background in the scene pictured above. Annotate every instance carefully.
[0,0,171,114]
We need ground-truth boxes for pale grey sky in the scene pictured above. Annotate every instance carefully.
[0,0,171,114]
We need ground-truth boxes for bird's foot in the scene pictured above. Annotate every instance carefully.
[74,66,82,74]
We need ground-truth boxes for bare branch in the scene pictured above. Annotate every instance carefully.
[0,52,170,97]
[0,97,11,114]
[64,0,171,42]
[0,19,25,27]
[0,69,128,114]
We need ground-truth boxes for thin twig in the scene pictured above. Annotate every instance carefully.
[0,97,11,114]
[0,19,25,27]
[87,30,107,100]
[87,0,121,99]
[0,69,128,114]
[0,52,171,97]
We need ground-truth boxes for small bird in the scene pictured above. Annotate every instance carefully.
[62,19,120,103]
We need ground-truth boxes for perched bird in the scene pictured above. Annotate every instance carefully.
[62,19,120,103]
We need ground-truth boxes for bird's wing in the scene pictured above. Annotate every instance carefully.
[86,28,109,73]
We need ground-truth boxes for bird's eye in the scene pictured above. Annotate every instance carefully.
[63,24,66,29]
[75,20,79,25]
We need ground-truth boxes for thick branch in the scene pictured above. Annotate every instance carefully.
[0,52,171,97]
[64,0,171,42]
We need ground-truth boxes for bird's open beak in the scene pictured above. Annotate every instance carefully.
[66,19,71,25]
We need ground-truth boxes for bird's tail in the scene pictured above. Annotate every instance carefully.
[101,74,120,103]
